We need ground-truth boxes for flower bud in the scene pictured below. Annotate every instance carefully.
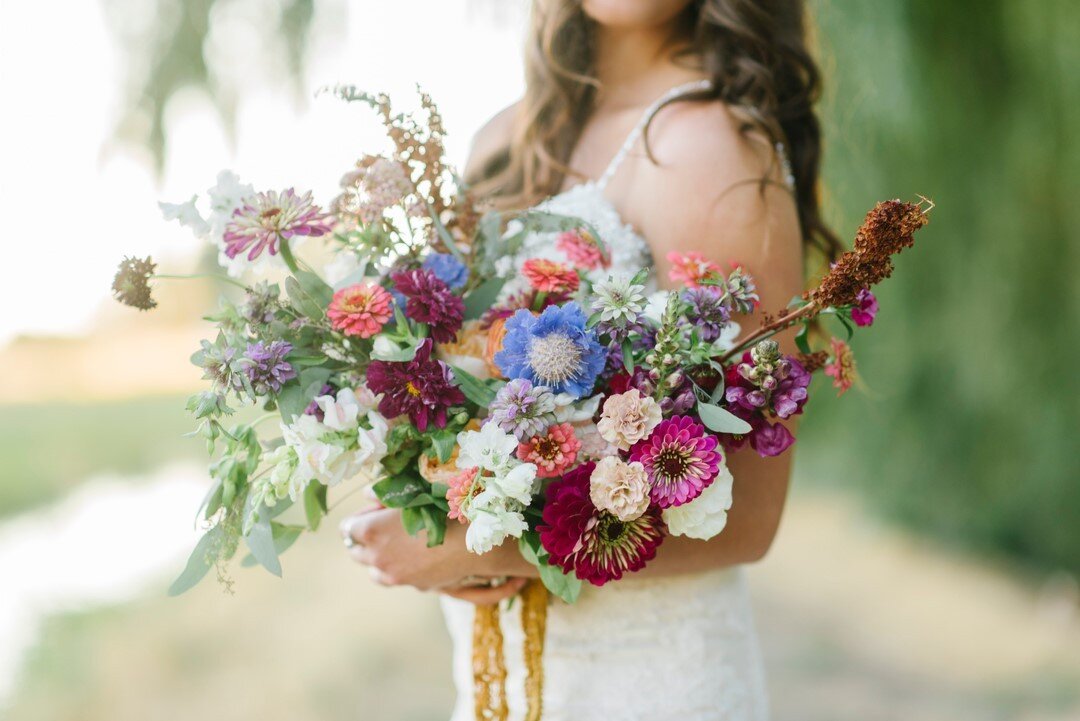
[751,339,781,366]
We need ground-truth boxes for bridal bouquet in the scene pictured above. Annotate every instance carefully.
[112,88,930,603]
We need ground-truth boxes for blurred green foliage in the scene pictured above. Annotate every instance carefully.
[0,396,202,517]
[798,0,1079,571]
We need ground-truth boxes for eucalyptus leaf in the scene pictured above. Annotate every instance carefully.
[244,512,283,577]
[294,268,334,307]
[697,401,753,435]
[303,481,328,531]
[538,561,583,604]
[167,525,223,596]
[240,523,303,567]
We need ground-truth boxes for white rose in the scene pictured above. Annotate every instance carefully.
[661,462,734,540]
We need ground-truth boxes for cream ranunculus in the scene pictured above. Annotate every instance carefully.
[588,456,651,522]
[596,389,663,451]
[661,461,734,540]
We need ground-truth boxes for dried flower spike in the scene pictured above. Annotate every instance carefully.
[112,256,158,310]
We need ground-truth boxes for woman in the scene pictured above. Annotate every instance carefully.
[342,0,840,717]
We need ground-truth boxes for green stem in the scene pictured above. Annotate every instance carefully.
[152,273,247,290]
[278,238,301,275]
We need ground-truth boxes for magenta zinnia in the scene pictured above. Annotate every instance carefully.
[365,339,465,431]
[223,188,334,261]
[629,415,722,508]
[538,462,665,586]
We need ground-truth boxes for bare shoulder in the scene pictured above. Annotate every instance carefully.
[626,99,802,300]
[463,101,521,180]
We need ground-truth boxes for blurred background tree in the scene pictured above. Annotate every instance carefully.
[102,0,1077,572]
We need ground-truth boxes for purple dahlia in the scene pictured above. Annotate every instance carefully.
[390,268,465,344]
[366,339,465,431]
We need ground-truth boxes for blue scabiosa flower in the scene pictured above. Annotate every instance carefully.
[495,302,606,399]
[422,252,469,290]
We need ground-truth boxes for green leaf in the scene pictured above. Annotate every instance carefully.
[539,562,583,604]
[795,324,812,355]
[430,429,458,464]
[450,364,497,406]
[372,472,426,508]
[463,277,506,320]
[621,339,635,374]
[697,401,752,435]
[284,276,325,320]
[244,511,283,577]
[167,525,223,596]
[401,506,425,536]
[294,268,334,307]
[303,481,328,531]
[420,506,447,547]
[240,523,304,567]
[370,337,422,362]
[835,311,855,340]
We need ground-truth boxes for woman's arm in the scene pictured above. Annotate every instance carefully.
[489,101,805,579]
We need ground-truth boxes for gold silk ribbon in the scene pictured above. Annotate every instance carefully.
[472,580,549,721]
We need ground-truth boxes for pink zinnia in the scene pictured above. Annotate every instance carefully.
[556,229,608,271]
[223,188,334,261]
[327,283,393,338]
[824,337,856,396]
[666,251,722,288]
[521,258,580,294]
[446,467,480,523]
[517,422,581,478]
[629,415,722,508]
[538,462,665,586]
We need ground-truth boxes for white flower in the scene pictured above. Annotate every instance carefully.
[644,290,670,323]
[591,273,646,324]
[456,422,519,473]
[316,388,362,431]
[352,411,389,480]
[483,463,538,507]
[281,415,354,487]
[662,461,734,540]
[573,422,619,461]
[158,196,210,237]
[552,392,602,424]
[465,505,528,554]
[493,255,515,278]
[711,320,742,353]
[324,252,366,287]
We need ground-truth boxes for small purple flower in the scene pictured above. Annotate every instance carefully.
[725,347,809,420]
[488,378,557,440]
[720,266,759,315]
[851,288,879,327]
[771,358,810,419]
[681,287,732,342]
[422,252,469,290]
[304,383,335,421]
[749,419,795,457]
[242,340,297,395]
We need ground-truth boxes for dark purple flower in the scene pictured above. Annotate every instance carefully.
[304,383,335,421]
[749,419,795,457]
[366,339,465,431]
[771,358,810,419]
[725,350,809,420]
[851,288,879,327]
[390,269,465,343]
[681,287,732,342]
[242,340,297,395]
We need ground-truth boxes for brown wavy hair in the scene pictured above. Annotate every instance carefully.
[469,0,841,263]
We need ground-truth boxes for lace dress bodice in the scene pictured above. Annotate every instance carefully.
[442,80,770,721]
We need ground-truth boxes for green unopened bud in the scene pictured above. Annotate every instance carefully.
[751,339,781,366]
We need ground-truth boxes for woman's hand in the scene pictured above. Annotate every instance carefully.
[340,507,532,601]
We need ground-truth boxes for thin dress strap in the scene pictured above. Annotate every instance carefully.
[594,79,713,191]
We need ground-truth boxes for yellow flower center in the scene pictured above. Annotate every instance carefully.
[405,381,422,397]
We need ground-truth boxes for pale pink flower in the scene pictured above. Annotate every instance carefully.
[589,456,651,522]
[666,251,722,288]
[596,389,663,451]
[446,467,481,523]
[556,229,608,271]
[223,188,333,261]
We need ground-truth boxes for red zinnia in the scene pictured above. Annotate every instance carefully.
[539,462,665,586]
[521,258,580,294]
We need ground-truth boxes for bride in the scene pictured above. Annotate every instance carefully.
[342,0,840,718]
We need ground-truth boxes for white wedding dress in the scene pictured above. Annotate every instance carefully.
[442,81,770,721]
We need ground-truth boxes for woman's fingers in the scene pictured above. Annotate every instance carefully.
[441,577,528,605]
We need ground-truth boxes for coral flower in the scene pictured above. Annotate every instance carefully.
[517,422,581,478]
[327,282,394,338]
[446,467,481,523]
[538,462,666,586]
[556,229,608,271]
[521,258,581,294]
[824,337,857,395]
[629,415,722,508]
[223,188,333,261]
[666,251,722,288]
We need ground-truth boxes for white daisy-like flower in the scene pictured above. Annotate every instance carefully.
[591,273,646,325]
